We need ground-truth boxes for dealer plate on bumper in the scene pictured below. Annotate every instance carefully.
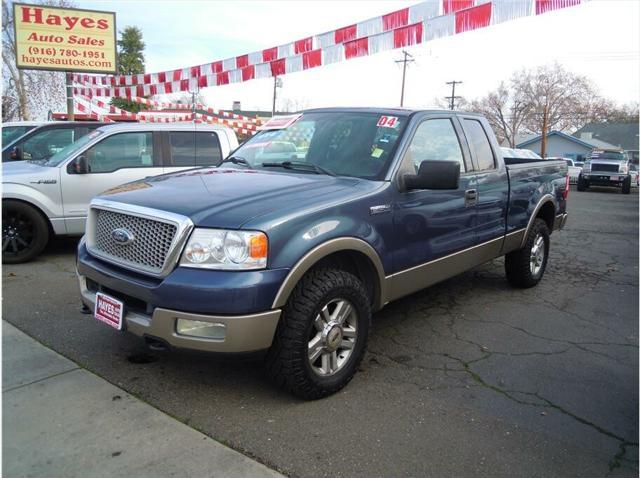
[94,292,124,331]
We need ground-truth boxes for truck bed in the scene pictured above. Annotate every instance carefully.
[505,159,568,235]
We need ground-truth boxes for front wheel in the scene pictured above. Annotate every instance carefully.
[2,201,49,264]
[577,175,588,191]
[505,218,550,288]
[266,268,370,400]
[622,177,631,194]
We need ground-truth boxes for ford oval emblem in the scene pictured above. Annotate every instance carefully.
[112,228,135,246]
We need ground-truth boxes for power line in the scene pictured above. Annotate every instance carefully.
[445,80,463,110]
[395,50,414,107]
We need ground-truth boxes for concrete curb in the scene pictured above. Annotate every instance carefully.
[2,321,284,478]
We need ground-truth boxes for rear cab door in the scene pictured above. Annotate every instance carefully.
[60,129,163,234]
[458,115,509,246]
[161,127,227,173]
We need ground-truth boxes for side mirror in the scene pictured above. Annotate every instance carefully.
[72,155,90,174]
[10,146,21,161]
[404,160,460,191]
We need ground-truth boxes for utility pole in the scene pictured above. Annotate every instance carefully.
[190,89,198,123]
[395,50,414,107]
[66,72,75,121]
[445,80,463,110]
[540,103,549,158]
[272,76,283,117]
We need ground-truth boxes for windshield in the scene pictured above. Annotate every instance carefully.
[590,151,625,161]
[2,126,33,145]
[227,112,408,179]
[43,130,103,166]
[565,159,573,166]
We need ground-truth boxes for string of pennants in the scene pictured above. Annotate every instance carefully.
[74,95,261,135]
[71,0,584,98]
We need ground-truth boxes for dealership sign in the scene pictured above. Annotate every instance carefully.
[13,3,116,73]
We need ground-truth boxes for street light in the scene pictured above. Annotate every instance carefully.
[272,76,283,117]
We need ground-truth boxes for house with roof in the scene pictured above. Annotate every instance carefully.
[573,122,639,163]
[516,130,619,161]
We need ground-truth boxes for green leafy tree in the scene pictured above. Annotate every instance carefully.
[111,26,148,113]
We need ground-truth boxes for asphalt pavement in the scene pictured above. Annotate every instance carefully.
[3,187,638,477]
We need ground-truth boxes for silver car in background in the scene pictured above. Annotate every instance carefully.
[2,123,238,263]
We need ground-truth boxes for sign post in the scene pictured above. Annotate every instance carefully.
[13,3,117,120]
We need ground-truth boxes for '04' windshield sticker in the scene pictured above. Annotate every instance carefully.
[376,116,399,128]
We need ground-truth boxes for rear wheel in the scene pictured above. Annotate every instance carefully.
[622,177,631,194]
[577,175,588,191]
[505,218,550,288]
[266,268,370,400]
[2,201,49,264]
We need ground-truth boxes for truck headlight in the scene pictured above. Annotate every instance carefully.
[582,162,591,173]
[619,164,628,174]
[179,228,267,270]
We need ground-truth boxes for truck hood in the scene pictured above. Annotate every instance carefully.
[2,160,55,182]
[97,167,371,229]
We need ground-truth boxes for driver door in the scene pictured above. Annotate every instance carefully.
[60,131,163,234]
[391,115,477,278]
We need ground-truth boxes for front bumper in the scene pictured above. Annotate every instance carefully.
[77,243,286,353]
[581,173,628,187]
[79,274,280,353]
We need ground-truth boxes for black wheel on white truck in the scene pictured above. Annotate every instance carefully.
[2,200,49,264]
[622,177,631,194]
[577,174,588,191]
[266,268,370,400]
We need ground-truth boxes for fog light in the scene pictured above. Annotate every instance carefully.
[176,319,226,340]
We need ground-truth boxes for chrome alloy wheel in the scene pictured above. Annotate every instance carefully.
[308,298,358,376]
[530,234,545,276]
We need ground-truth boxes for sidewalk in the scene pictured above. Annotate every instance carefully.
[2,321,284,478]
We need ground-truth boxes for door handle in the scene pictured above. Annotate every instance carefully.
[465,189,478,206]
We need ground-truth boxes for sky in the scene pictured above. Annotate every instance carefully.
[74,0,640,112]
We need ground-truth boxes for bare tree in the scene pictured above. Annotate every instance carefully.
[512,63,600,155]
[280,97,310,113]
[2,0,76,121]
[469,82,531,147]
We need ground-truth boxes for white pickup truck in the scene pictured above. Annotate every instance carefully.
[2,123,238,263]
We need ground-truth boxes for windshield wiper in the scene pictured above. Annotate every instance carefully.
[261,161,336,176]
[221,155,253,169]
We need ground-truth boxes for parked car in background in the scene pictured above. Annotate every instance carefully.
[76,108,569,399]
[1,121,41,146]
[2,123,238,263]
[2,121,106,162]
[546,157,582,184]
[501,147,543,161]
[629,163,639,187]
[578,149,633,194]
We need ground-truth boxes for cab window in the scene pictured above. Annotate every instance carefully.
[195,132,222,166]
[22,128,74,161]
[404,118,465,172]
[168,131,195,166]
[85,132,154,173]
[464,119,496,171]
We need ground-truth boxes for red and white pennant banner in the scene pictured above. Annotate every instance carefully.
[128,96,262,124]
[72,0,583,98]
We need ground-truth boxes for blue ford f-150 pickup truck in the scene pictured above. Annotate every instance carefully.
[76,108,569,399]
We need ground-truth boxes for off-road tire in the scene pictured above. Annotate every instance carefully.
[2,200,49,264]
[577,175,588,191]
[265,268,370,400]
[505,218,550,288]
[622,177,631,194]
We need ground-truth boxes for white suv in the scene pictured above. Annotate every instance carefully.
[2,123,238,263]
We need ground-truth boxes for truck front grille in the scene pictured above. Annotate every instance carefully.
[591,163,619,173]
[89,209,178,275]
